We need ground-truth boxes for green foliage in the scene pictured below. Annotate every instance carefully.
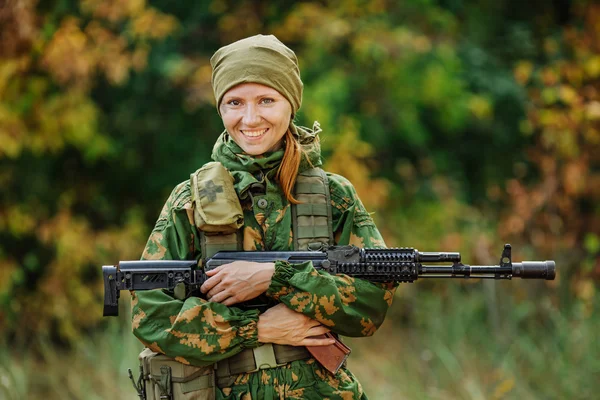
[0,0,178,344]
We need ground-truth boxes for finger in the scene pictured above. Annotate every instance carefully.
[208,290,231,304]
[207,279,229,298]
[306,318,324,328]
[300,337,337,347]
[269,303,288,312]
[200,273,222,293]
[306,326,330,336]
[205,265,223,276]
[221,296,241,306]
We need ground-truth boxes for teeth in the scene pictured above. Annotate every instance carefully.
[242,129,267,137]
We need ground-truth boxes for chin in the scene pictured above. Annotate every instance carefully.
[241,146,269,156]
[242,141,283,156]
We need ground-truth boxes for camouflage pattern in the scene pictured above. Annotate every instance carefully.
[132,125,397,399]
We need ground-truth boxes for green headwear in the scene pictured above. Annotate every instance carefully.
[210,34,303,115]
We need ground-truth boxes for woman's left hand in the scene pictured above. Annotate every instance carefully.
[200,261,275,306]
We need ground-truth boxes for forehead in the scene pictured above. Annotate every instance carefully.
[223,82,282,98]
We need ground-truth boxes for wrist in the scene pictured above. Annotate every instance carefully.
[256,313,270,343]
[257,262,275,292]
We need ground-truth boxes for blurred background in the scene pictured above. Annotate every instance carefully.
[0,0,598,399]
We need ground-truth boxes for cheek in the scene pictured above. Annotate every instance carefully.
[274,116,290,138]
[220,113,237,130]
[274,108,291,129]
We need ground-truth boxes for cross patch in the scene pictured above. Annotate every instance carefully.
[199,180,224,202]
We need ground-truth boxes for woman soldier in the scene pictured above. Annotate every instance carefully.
[132,34,397,399]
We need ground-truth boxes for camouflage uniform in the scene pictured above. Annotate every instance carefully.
[132,126,396,399]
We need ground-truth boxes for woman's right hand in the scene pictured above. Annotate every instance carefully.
[257,303,336,347]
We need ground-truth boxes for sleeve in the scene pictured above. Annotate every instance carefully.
[131,181,260,367]
[265,174,397,337]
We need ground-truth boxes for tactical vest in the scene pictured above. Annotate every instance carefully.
[198,165,334,257]
[133,163,334,399]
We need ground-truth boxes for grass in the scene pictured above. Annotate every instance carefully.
[1,285,597,400]
[0,298,143,400]
[347,282,599,400]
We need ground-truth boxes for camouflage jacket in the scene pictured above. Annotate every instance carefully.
[132,125,396,399]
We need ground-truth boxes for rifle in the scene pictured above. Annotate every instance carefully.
[103,244,555,373]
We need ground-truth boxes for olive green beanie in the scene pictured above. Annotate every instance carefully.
[210,34,303,115]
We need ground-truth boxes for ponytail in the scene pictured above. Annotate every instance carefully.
[277,129,303,204]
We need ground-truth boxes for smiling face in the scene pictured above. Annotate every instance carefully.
[219,83,292,156]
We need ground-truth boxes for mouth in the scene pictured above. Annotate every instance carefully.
[241,128,268,138]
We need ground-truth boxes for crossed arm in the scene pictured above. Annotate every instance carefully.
[201,260,335,347]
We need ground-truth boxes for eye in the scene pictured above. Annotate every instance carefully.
[226,99,241,106]
[260,98,274,104]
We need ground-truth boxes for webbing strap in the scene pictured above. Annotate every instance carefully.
[296,203,329,217]
[158,366,172,399]
[200,231,242,259]
[224,350,256,375]
[216,344,310,382]
[295,182,327,195]
[273,344,312,364]
[297,225,331,239]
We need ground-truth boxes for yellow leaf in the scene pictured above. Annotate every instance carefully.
[584,55,600,78]
[585,101,600,120]
[559,85,578,105]
[7,205,36,236]
[492,378,515,399]
[468,95,493,120]
[541,88,558,105]
[514,61,533,85]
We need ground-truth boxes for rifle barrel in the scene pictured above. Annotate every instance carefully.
[419,261,555,280]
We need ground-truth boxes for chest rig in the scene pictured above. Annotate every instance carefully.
[195,163,335,387]
[194,164,334,257]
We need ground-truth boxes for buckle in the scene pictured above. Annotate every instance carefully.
[249,344,286,372]
[307,241,326,251]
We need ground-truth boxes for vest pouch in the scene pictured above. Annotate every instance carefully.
[139,348,215,400]
[292,167,334,250]
[190,162,243,234]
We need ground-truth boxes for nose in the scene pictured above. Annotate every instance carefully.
[242,103,261,126]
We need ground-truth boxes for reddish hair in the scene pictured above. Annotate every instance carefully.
[277,129,314,204]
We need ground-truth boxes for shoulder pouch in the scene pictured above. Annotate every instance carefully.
[190,162,244,234]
